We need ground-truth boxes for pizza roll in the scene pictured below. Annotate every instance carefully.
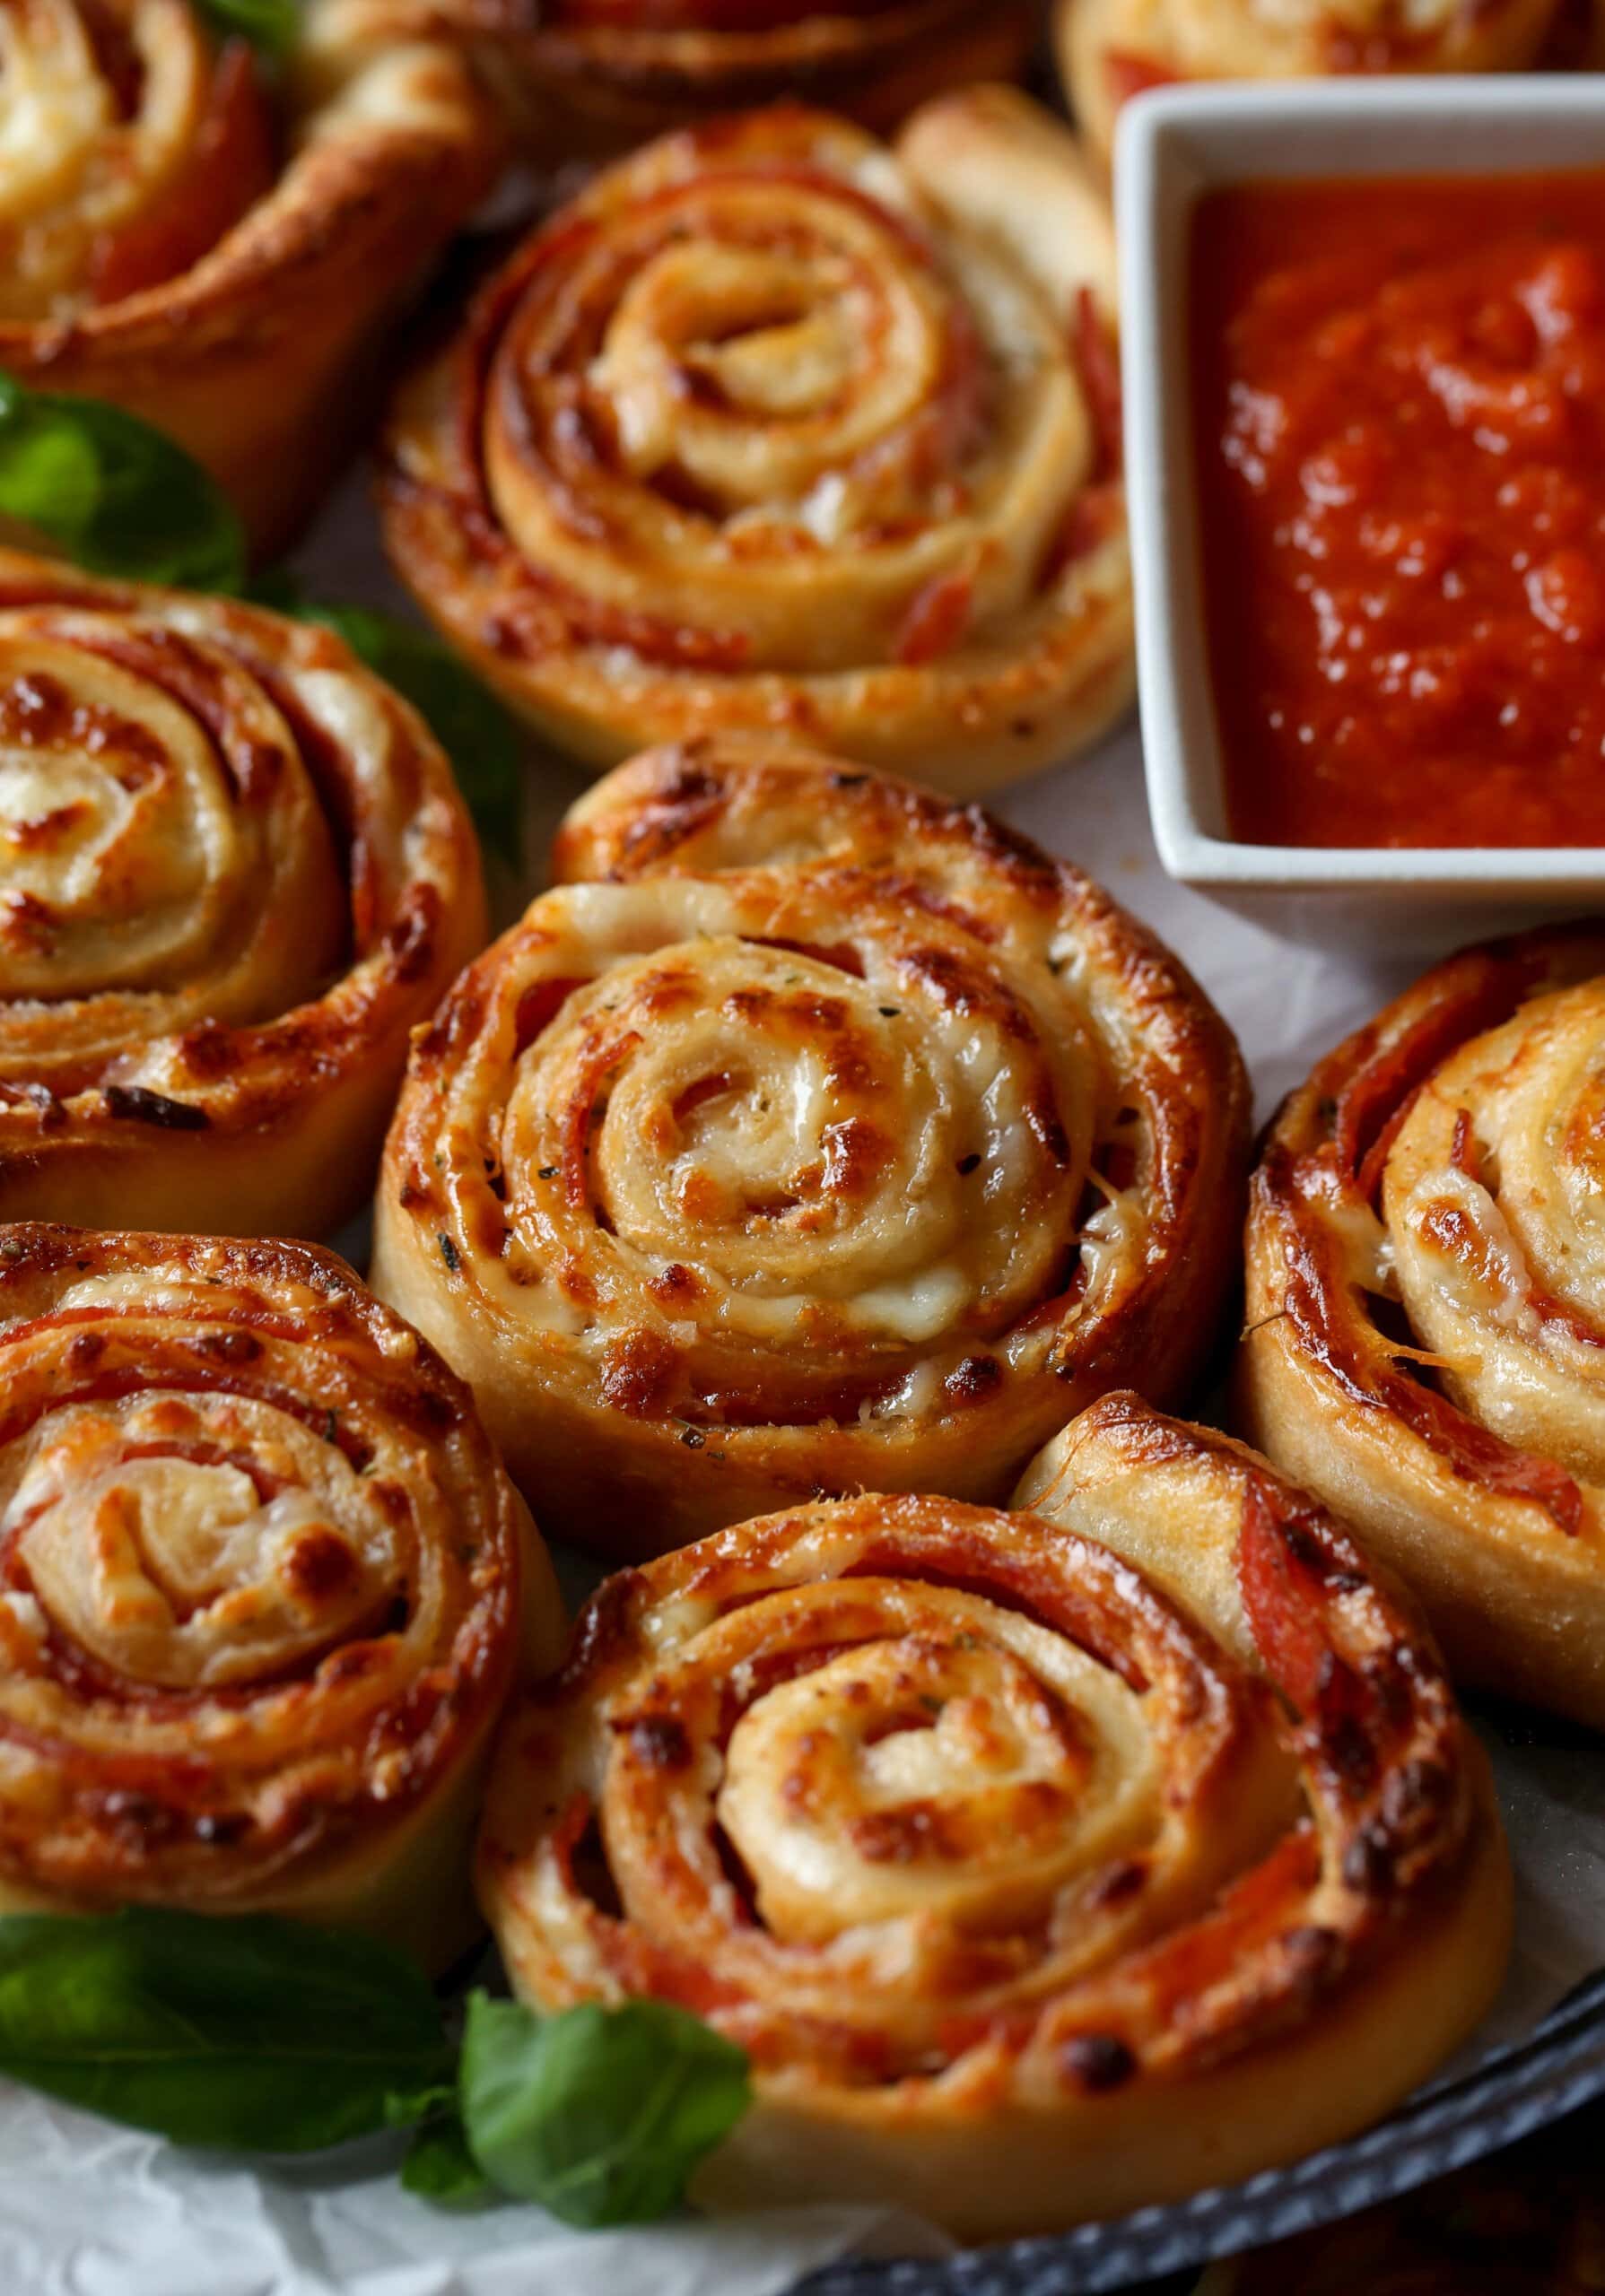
[0,1222,562,1971]
[0,548,485,1239]
[379,88,1132,799]
[0,0,498,556]
[477,1396,1510,2239]
[1241,924,1605,1726]
[1059,0,1561,171]
[325,0,1035,157]
[371,738,1250,1558]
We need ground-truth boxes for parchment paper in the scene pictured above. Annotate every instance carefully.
[1,476,1598,2296]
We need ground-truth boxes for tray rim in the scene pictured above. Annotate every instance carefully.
[796,1969,1605,2296]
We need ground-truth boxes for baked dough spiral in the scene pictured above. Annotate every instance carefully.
[1058,0,1562,172]
[371,738,1249,1560]
[477,1395,1510,2240]
[0,547,485,1239]
[379,88,1132,798]
[328,0,1035,156]
[0,1222,562,1970]
[1240,924,1605,1727]
[0,0,498,557]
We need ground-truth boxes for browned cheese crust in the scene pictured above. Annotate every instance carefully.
[379,90,1133,799]
[371,736,1250,1558]
[477,1396,1510,2239]
[0,549,486,1238]
[0,1220,563,1969]
[0,0,500,555]
[1240,920,1605,1725]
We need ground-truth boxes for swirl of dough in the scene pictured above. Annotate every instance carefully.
[0,548,485,1239]
[323,0,1036,157]
[477,1396,1511,2239]
[1058,0,1563,171]
[379,87,1130,798]
[0,0,498,555]
[0,0,267,321]
[1239,923,1605,1726]
[0,1222,563,1969]
[371,738,1249,1558]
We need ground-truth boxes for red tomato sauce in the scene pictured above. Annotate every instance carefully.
[1191,172,1605,848]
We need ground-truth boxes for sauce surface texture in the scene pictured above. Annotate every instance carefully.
[1192,171,1605,848]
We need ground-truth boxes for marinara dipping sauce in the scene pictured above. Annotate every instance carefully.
[1192,172,1605,848]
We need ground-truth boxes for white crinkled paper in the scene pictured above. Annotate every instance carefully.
[1,483,1599,2296]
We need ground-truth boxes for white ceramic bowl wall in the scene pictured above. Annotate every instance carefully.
[1117,79,1605,952]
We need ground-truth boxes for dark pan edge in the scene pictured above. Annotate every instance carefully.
[796,1971,1605,2296]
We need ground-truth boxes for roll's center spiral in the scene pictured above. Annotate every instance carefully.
[718,1633,1117,1940]
[3,1396,399,1690]
[0,641,240,1000]
[501,934,1081,1341]
[482,130,1088,674]
[0,618,345,1075]
[582,1535,1308,2043]
[590,230,921,513]
[589,952,935,1277]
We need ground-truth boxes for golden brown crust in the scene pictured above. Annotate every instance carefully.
[0,0,500,558]
[477,1399,1509,2239]
[378,91,1133,800]
[371,737,1250,1560]
[0,548,486,1239]
[1239,921,1605,1726]
[1058,0,1563,170]
[0,1221,563,1970]
[327,0,1035,157]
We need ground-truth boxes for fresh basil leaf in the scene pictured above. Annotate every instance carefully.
[459,1992,750,2227]
[403,2103,492,2205]
[384,2077,458,2129]
[0,371,246,594]
[197,0,300,57]
[253,576,524,860]
[0,1909,454,2152]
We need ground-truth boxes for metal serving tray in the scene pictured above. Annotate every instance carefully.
[802,1969,1605,2295]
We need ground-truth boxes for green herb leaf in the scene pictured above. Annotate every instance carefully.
[197,0,300,57]
[403,2103,493,2205]
[0,371,246,593]
[252,574,524,861]
[0,1909,454,2152]
[384,2077,458,2130]
[459,1992,750,2227]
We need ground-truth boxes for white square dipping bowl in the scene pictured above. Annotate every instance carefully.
[1116,78,1605,953]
